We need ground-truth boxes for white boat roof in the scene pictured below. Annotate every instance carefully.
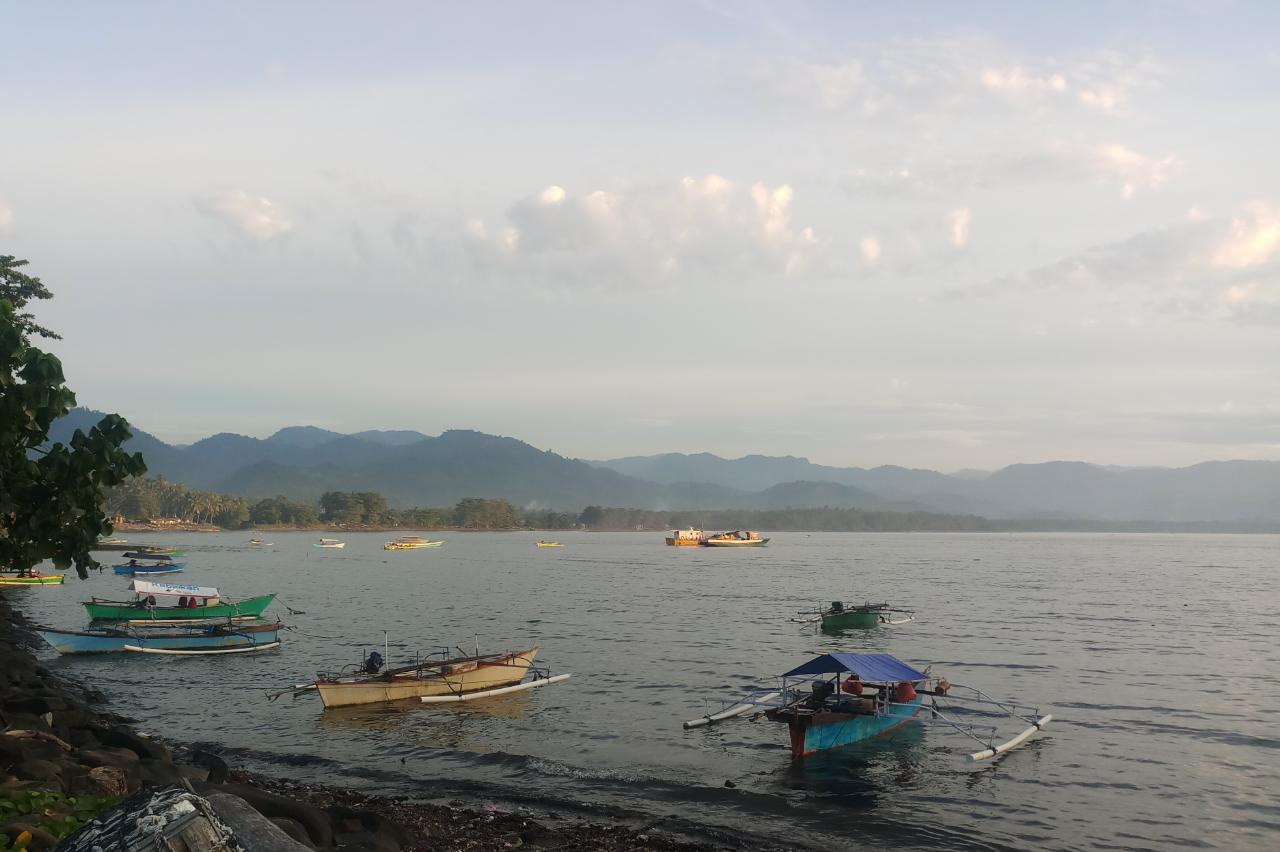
[129,579,219,598]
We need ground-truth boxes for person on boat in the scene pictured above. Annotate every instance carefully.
[841,674,863,696]
[806,679,835,708]
[894,681,918,704]
[128,559,138,567]
[363,650,384,675]
[177,596,188,608]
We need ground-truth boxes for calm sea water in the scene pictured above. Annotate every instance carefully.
[20,532,1280,850]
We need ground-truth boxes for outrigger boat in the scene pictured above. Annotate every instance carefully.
[795,601,916,630]
[112,560,186,576]
[122,549,186,559]
[314,538,346,549]
[535,540,564,548]
[704,530,770,547]
[0,572,65,587]
[249,538,273,547]
[84,580,276,624]
[683,652,1051,762]
[34,620,282,655]
[383,536,443,550]
[275,644,570,708]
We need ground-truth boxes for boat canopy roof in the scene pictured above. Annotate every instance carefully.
[782,652,927,682]
[130,579,219,598]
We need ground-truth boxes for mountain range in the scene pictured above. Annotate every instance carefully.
[49,408,1280,523]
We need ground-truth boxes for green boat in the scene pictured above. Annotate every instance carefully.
[796,601,916,630]
[83,579,275,624]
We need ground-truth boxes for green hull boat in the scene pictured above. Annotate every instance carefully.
[84,593,276,623]
[820,609,885,629]
[796,601,916,631]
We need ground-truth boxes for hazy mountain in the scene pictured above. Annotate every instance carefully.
[45,409,1280,521]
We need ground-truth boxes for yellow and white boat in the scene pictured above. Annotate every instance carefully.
[383,536,444,551]
[0,573,65,587]
[313,647,540,708]
[704,530,770,547]
[535,540,564,548]
[665,528,707,547]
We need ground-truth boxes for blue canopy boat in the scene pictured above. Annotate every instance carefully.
[34,620,282,655]
[113,561,187,576]
[683,651,1051,762]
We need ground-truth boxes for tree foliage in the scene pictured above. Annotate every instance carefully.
[0,299,146,578]
[106,477,252,528]
[0,255,59,340]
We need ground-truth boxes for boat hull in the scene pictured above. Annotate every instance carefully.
[785,696,924,758]
[113,563,186,575]
[665,538,705,547]
[820,611,884,629]
[316,647,539,708]
[0,575,65,586]
[36,623,281,655]
[84,593,276,623]
[383,541,443,550]
[703,539,769,547]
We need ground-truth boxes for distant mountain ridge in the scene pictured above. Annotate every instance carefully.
[47,408,1280,522]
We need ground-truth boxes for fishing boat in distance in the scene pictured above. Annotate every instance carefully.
[280,645,564,708]
[249,538,273,547]
[0,572,65,587]
[314,538,346,549]
[122,548,186,558]
[535,540,564,548]
[112,559,186,576]
[665,528,707,547]
[84,580,276,624]
[383,536,443,550]
[682,652,1051,762]
[704,530,770,547]
[34,620,282,655]
[795,600,916,629]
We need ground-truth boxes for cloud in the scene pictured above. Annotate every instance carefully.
[459,174,824,287]
[949,202,1280,323]
[980,67,1068,102]
[194,190,293,241]
[842,141,1181,200]
[0,199,12,233]
[950,208,971,248]
[860,236,882,264]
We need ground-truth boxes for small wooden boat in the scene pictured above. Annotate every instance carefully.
[0,573,65,587]
[704,530,769,547]
[122,549,186,559]
[304,646,544,708]
[682,652,1050,762]
[84,580,276,623]
[665,528,706,547]
[314,538,346,549]
[35,620,282,655]
[249,538,273,547]
[112,561,186,576]
[795,601,916,630]
[383,536,443,550]
[535,541,564,548]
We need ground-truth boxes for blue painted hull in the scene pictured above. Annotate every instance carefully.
[796,696,924,757]
[35,624,279,654]
[113,563,186,575]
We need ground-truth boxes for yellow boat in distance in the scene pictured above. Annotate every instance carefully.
[384,536,444,550]
[313,647,541,707]
[535,540,564,548]
[704,530,770,547]
[0,572,65,586]
[665,528,707,547]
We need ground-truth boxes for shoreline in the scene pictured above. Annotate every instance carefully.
[0,591,765,851]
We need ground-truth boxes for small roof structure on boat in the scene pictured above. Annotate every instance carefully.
[130,579,219,599]
[782,652,927,682]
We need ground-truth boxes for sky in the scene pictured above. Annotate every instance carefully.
[3,1,1279,470]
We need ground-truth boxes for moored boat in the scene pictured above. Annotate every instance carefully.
[314,538,346,549]
[112,560,186,576]
[665,528,707,547]
[249,538,273,546]
[535,540,564,548]
[34,620,282,655]
[84,580,276,623]
[383,536,443,550]
[683,651,1051,762]
[122,549,186,558]
[796,600,916,630]
[0,572,65,587]
[704,530,769,547]
[310,646,542,708]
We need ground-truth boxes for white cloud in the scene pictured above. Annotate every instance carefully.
[860,236,882,263]
[1211,202,1280,269]
[980,67,1068,102]
[950,208,971,248]
[0,199,12,233]
[194,190,293,241]
[460,175,825,287]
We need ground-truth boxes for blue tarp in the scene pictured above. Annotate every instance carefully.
[782,652,927,682]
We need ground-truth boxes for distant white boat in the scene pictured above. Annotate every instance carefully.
[314,538,346,549]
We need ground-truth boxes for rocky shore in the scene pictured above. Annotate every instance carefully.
[0,592,746,851]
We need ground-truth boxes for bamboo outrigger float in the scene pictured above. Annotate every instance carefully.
[682,651,1050,762]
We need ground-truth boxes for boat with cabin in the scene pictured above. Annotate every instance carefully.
[34,620,282,655]
[683,651,1051,762]
[314,538,346,549]
[84,580,276,623]
[383,536,443,550]
[704,530,769,547]
[795,600,915,629]
[665,528,707,547]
